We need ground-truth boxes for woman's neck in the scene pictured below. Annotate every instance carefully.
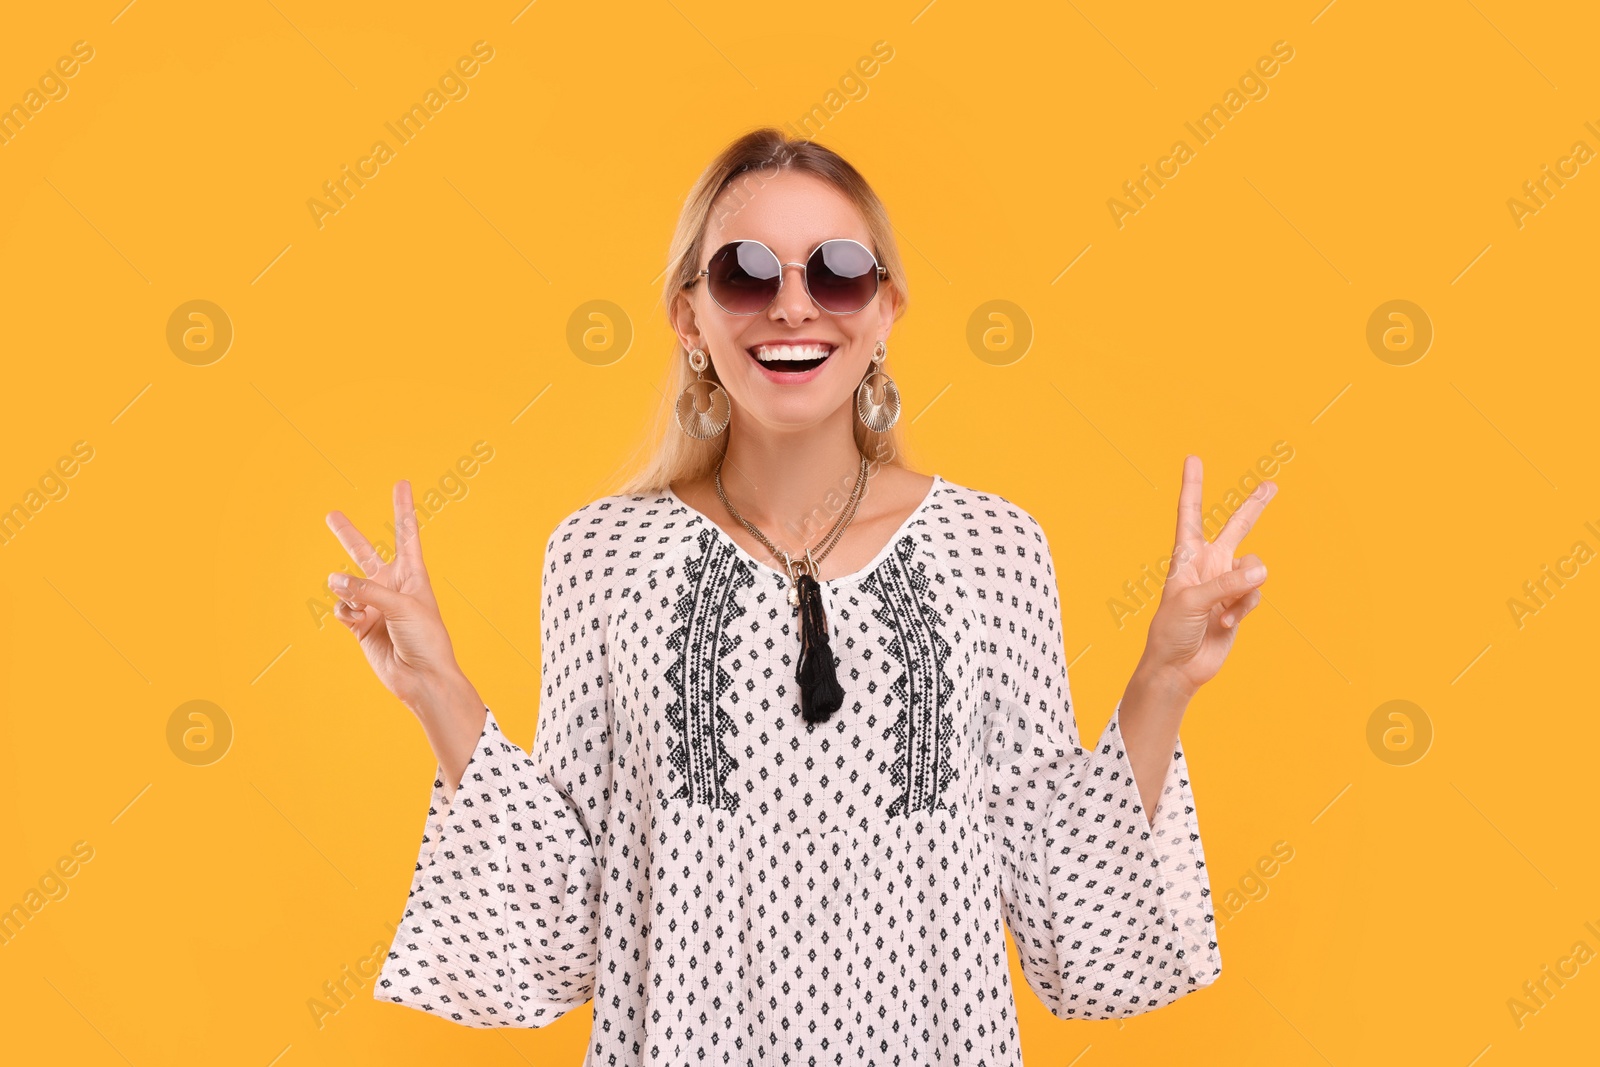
[715,407,871,548]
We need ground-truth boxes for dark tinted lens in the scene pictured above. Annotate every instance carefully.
[808,240,879,313]
[706,241,781,314]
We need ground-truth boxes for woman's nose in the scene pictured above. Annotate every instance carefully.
[769,262,818,322]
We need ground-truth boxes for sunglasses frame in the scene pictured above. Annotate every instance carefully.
[684,237,889,316]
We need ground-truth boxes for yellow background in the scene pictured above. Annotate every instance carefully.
[2,1,1596,1064]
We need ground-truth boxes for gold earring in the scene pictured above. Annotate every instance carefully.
[675,346,732,438]
[856,339,900,432]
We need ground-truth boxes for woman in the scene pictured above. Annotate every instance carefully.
[324,129,1276,1064]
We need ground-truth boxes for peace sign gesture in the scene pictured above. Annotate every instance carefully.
[1138,455,1278,697]
[324,480,468,717]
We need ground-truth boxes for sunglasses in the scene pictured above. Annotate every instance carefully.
[684,238,888,316]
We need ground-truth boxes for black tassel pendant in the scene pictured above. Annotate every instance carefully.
[793,572,844,723]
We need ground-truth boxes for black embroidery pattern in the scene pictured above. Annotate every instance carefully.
[862,533,958,817]
[663,525,752,812]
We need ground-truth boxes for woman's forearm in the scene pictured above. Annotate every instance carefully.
[1115,662,1197,825]
[408,668,489,804]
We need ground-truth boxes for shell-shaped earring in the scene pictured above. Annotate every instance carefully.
[675,346,732,439]
[856,339,900,432]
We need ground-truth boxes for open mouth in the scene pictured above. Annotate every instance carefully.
[746,342,837,373]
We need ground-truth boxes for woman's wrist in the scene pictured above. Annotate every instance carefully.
[1128,657,1198,709]
[407,664,484,726]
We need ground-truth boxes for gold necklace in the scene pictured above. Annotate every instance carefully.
[713,453,871,723]
[714,453,871,603]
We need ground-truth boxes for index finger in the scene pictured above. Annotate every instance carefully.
[1174,454,1205,555]
[394,479,424,567]
[1213,480,1278,554]
[324,510,385,577]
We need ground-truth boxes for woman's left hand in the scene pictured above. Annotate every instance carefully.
[1138,454,1279,698]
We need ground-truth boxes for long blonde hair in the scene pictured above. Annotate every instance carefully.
[613,128,912,497]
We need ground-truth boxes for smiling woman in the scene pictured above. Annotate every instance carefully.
[329,127,1279,1066]
[621,135,913,499]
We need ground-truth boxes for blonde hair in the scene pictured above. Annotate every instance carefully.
[612,128,912,497]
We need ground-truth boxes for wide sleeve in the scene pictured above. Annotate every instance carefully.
[979,501,1222,1019]
[374,519,613,1028]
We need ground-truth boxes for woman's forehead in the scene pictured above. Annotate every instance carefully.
[705,171,870,254]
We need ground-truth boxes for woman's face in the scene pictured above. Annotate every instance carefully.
[672,169,897,433]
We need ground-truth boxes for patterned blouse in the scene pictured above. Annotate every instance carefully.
[374,474,1222,1065]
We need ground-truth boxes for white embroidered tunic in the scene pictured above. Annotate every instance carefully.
[375,475,1222,1065]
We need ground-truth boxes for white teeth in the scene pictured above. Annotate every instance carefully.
[750,343,834,361]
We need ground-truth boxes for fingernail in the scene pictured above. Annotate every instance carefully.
[1222,614,1235,627]
[329,572,350,592]
[1245,564,1267,583]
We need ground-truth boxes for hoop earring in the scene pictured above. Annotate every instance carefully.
[675,347,732,439]
[856,339,900,432]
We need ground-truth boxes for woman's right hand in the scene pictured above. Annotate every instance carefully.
[324,480,471,719]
